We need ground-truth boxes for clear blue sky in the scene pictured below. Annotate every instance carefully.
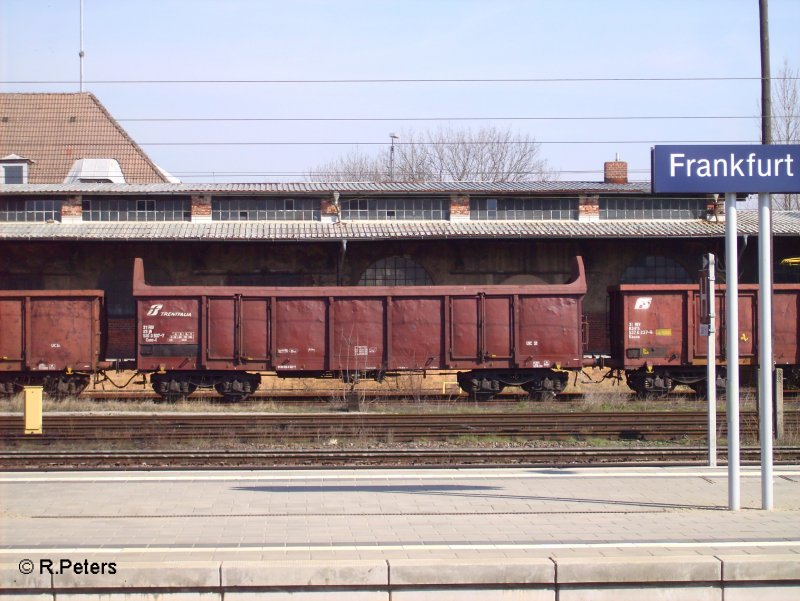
[2,0,799,182]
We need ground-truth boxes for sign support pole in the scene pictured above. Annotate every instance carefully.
[758,192,774,510]
[725,192,740,511]
[706,254,717,468]
[652,144,800,511]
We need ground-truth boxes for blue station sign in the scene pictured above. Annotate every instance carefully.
[652,144,800,193]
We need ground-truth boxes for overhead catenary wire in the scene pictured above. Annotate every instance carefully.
[13,139,762,147]
[3,75,799,84]
[7,114,798,123]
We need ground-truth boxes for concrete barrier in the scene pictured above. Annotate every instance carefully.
[719,554,800,601]
[390,558,554,600]
[1,555,799,600]
[555,556,722,601]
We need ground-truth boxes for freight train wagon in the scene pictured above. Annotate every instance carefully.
[608,282,800,396]
[0,290,104,397]
[134,257,587,401]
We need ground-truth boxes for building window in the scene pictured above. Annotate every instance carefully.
[340,197,449,220]
[2,165,24,184]
[470,197,577,220]
[82,197,190,221]
[212,197,319,221]
[0,198,62,222]
[600,196,707,220]
[620,256,692,284]
[358,256,433,286]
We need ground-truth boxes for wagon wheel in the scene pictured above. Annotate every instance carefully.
[469,390,498,402]
[528,390,558,402]
[213,380,255,403]
[47,374,91,400]
[217,391,252,403]
[151,380,197,403]
[688,381,708,399]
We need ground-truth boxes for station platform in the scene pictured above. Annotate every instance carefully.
[2,464,799,599]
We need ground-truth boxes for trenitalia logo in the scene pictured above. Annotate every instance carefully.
[146,304,192,318]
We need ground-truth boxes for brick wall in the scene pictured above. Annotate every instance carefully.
[191,195,212,222]
[578,195,599,222]
[61,195,82,222]
[449,194,470,221]
[603,161,628,184]
[106,317,136,360]
[585,311,610,355]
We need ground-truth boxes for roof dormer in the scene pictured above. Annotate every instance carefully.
[0,153,33,184]
[64,158,126,183]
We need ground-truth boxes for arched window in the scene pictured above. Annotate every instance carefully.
[620,255,692,284]
[358,256,433,286]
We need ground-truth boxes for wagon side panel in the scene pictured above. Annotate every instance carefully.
[517,295,583,368]
[137,298,201,370]
[0,299,24,371]
[774,287,800,365]
[615,289,688,368]
[273,298,327,372]
[331,298,385,372]
[29,297,101,372]
[389,297,444,370]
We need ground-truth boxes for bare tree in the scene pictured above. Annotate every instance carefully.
[307,125,553,182]
[772,60,799,209]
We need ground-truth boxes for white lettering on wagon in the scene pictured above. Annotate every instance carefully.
[142,324,165,343]
[628,321,654,340]
[168,331,195,343]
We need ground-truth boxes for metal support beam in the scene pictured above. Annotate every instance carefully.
[706,254,717,468]
[758,192,774,510]
[725,193,740,511]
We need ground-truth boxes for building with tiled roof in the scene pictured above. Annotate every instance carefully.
[0,92,170,184]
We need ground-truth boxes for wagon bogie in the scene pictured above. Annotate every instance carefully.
[149,371,261,402]
[0,371,91,400]
[456,368,569,401]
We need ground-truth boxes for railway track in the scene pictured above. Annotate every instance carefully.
[2,410,797,445]
[75,387,800,406]
[2,446,799,470]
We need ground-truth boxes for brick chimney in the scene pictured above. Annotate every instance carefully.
[604,158,628,184]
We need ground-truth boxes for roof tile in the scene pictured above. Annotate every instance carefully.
[0,212,797,241]
[0,93,168,184]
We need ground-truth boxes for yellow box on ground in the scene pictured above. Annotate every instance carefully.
[24,386,43,435]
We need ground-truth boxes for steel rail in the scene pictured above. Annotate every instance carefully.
[1,446,798,471]
[1,411,797,444]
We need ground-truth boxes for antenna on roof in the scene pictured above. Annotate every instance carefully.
[79,0,85,92]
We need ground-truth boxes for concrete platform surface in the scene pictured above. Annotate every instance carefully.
[1,465,799,562]
[1,465,799,598]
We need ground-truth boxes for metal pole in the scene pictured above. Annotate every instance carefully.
[725,192,740,511]
[759,0,772,146]
[707,253,717,468]
[389,133,398,181]
[759,0,775,512]
[758,192,774,510]
[79,0,85,92]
